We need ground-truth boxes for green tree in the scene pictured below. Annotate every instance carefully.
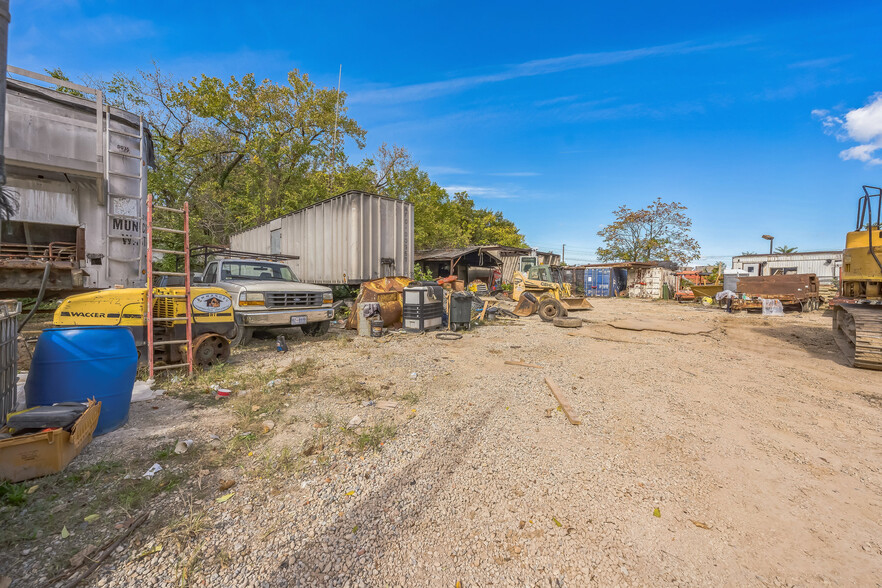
[88,67,527,252]
[774,245,797,254]
[740,251,757,255]
[596,198,700,264]
[45,67,85,98]
[358,144,526,249]
[93,65,365,244]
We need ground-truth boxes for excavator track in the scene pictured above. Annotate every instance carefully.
[832,303,882,370]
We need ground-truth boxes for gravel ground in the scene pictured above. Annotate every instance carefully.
[4,297,882,587]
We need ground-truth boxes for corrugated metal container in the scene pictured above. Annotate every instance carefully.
[230,191,414,285]
[584,268,610,297]
[1,67,149,293]
[583,267,627,297]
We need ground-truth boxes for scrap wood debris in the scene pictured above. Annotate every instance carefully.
[504,360,542,369]
[544,377,582,425]
[46,511,149,588]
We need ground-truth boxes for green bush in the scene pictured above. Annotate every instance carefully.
[413,265,434,282]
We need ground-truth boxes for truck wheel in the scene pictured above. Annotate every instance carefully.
[194,335,231,366]
[231,326,252,347]
[302,320,330,337]
[538,299,566,322]
[553,316,582,328]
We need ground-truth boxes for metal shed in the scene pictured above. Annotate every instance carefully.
[229,190,414,285]
[414,246,502,282]
[0,67,151,295]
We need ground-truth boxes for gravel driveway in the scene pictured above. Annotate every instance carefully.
[6,298,882,587]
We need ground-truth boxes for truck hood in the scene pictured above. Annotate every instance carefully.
[219,280,330,294]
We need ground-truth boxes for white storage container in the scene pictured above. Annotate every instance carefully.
[230,191,414,285]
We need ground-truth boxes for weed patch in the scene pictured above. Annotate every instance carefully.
[352,423,397,452]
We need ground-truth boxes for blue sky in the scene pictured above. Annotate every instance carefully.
[10,1,882,264]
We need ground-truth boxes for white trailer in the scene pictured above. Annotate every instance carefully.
[0,67,150,294]
[230,190,414,285]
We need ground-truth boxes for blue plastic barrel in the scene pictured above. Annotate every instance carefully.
[25,327,138,436]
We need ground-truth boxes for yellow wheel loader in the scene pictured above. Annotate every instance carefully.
[53,287,237,368]
[512,257,593,321]
[832,186,882,370]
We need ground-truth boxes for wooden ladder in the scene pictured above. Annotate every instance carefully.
[145,193,193,378]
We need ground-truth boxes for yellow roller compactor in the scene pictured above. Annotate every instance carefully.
[54,287,237,368]
[832,186,882,370]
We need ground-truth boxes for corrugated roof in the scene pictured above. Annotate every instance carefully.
[415,247,502,263]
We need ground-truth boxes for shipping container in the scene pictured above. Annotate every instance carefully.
[583,267,627,297]
[0,66,150,294]
[230,191,414,285]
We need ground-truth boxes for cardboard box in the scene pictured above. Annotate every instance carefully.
[0,401,101,483]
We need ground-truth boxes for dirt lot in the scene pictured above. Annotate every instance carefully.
[2,297,882,587]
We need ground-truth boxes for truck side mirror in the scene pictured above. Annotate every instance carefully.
[192,274,203,283]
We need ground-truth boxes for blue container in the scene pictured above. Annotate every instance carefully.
[25,327,138,436]
[584,268,628,297]
[585,268,611,297]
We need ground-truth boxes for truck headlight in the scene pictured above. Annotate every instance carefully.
[323,292,333,305]
[239,292,265,307]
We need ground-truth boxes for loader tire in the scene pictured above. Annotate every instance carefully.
[553,316,583,329]
[538,298,567,322]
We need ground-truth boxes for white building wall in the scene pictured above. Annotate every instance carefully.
[627,266,677,299]
[731,252,842,285]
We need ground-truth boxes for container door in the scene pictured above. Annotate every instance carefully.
[584,268,596,297]
[598,269,610,297]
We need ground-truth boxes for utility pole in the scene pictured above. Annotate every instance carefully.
[328,64,342,193]
[562,244,566,264]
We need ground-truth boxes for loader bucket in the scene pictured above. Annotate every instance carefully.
[513,292,539,317]
[560,297,594,311]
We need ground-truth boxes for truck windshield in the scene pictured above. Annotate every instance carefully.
[221,262,297,282]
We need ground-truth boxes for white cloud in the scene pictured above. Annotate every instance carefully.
[442,185,518,199]
[789,56,848,69]
[350,38,748,105]
[840,144,882,165]
[424,166,469,175]
[487,172,540,177]
[843,93,882,143]
[814,93,882,165]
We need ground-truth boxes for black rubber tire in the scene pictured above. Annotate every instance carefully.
[230,326,252,347]
[538,299,566,322]
[302,320,330,337]
[553,316,583,328]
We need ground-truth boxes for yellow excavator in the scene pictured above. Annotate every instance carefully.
[512,257,593,321]
[832,185,882,370]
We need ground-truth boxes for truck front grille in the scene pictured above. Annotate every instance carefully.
[264,292,324,308]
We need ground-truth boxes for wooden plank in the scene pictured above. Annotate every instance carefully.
[505,360,542,368]
[479,300,489,321]
[544,377,582,425]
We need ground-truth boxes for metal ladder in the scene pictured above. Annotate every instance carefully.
[104,108,146,285]
[145,193,194,378]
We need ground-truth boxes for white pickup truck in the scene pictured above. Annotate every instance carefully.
[195,258,334,346]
